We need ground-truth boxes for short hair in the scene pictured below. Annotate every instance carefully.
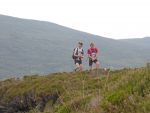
[90,42,94,46]
[78,41,83,46]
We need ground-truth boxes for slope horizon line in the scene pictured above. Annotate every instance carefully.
[0,14,149,40]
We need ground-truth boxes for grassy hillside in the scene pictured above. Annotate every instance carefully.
[0,64,150,113]
[1,14,150,78]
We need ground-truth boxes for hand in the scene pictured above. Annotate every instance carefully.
[79,55,83,58]
[92,58,95,61]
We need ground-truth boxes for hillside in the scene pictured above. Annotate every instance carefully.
[0,15,150,78]
[120,37,150,48]
[0,64,150,113]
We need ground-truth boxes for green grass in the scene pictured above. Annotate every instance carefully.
[0,64,150,113]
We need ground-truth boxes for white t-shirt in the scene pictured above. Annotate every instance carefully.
[74,47,84,60]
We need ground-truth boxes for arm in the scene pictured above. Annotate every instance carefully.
[87,49,92,59]
[88,54,92,59]
[81,49,84,58]
[95,48,99,59]
[78,49,84,58]
[74,48,79,57]
[74,54,79,57]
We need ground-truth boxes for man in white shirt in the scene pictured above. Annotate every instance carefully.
[73,42,84,71]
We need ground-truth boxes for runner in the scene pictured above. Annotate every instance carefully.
[87,42,100,71]
[72,42,84,71]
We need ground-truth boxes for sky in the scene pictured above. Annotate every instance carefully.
[0,0,150,39]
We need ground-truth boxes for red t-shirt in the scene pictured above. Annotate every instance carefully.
[87,48,99,60]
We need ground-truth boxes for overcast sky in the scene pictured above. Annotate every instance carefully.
[0,0,150,39]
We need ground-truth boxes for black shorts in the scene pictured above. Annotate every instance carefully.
[74,59,82,65]
[89,59,98,66]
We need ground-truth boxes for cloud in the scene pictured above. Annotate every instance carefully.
[0,0,150,39]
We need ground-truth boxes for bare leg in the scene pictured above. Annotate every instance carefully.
[75,63,80,71]
[96,61,100,69]
[89,66,92,72]
[79,64,83,71]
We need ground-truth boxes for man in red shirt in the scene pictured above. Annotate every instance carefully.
[87,42,100,71]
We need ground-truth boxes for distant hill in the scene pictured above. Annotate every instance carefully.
[0,65,150,113]
[0,15,150,78]
[119,37,150,47]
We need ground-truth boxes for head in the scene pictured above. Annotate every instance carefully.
[90,42,94,48]
[78,42,83,48]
